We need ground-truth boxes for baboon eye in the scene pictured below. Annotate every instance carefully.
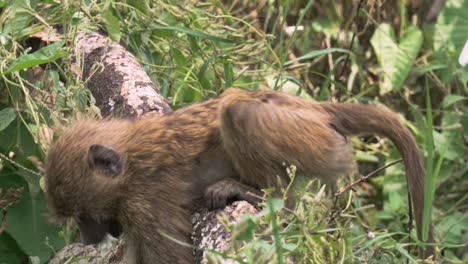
[87,144,122,177]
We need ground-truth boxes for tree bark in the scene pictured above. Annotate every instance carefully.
[75,32,172,118]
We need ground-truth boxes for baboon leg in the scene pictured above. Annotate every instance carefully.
[204,178,262,209]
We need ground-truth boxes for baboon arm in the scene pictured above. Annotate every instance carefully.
[123,168,195,264]
[125,202,193,264]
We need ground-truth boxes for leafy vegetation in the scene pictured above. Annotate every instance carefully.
[0,0,466,263]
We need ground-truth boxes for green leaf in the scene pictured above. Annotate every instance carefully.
[434,0,468,53]
[71,11,85,26]
[128,0,148,15]
[414,64,447,74]
[2,167,64,262]
[355,151,379,162]
[268,198,284,213]
[352,232,400,255]
[4,41,66,74]
[29,256,40,264]
[442,95,467,108]
[170,48,188,65]
[223,59,234,88]
[285,48,351,65]
[0,108,16,131]
[370,24,423,94]
[232,216,257,241]
[1,0,34,39]
[440,112,464,162]
[268,198,283,264]
[387,190,405,212]
[0,232,27,264]
[433,0,468,84]
[282,243,297,251]
[103,10,121,43]
[395,244,418,263]
[252,240,274,252]
[436,212,468,245]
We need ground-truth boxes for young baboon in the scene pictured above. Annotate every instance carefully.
[45,88,434,263]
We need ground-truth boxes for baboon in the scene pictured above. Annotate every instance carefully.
[45,88,434,263]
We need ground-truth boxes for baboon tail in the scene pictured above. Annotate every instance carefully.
[321,103,434,258]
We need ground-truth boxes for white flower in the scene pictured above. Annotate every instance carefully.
[459,40,468,66]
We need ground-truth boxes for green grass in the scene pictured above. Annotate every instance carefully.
[0,0,467,263]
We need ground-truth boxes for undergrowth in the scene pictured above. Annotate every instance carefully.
[0,0,466,263]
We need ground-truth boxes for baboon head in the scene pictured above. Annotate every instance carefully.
[45,120,130,244]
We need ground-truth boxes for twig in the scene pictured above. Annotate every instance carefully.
[337,0,365,101]
[245,191,303,223]
[0,210,7,235]
[0,152,43,177]
[325,34,336,96]
[334,158,403,197]
[406,190,413,264]
[328,158,403,228]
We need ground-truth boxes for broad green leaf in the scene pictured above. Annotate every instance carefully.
[2,167,64,263]
[103,10,121,43]
[0,232,27,264]
[387,190,405,212]
[440,112,464,162]
[434,0,468,83]
[382,149,407,216]
[1,0,35,39]
[370,24,423,94]
[0,108,16,131]
[436,212,468,245]
[268,198,284,212]
[0,120,37,156]
[4,41,66,74]
[434,0,468,53]
[442,95,466,108]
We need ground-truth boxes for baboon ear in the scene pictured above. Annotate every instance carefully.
[88,144,122,177]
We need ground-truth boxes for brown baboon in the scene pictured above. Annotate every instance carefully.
[45,88,434,263]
